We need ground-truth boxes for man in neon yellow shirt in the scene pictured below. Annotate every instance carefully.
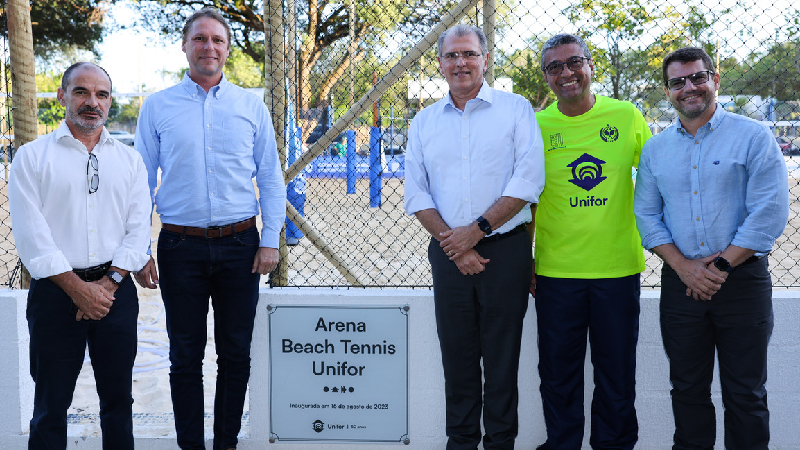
[532,34,651,450]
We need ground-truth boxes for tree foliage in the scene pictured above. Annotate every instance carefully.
[131,0,458,110]
[0,0,119,62]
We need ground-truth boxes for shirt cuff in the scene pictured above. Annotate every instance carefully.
[502,177,543,204]
[26,251,72,280]
[112,248,151,273]
[404,193,437,217]
[731,230,778,254]
[641,232,674,251]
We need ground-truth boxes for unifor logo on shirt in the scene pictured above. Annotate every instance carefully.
[547,133,565,151]
[600,124,619,142]
[568,153,607,191]
[567,153,608,207]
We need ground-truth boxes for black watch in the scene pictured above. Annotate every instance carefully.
[712,256,734,273]
[106,270,124,285]
[477,216,492,235]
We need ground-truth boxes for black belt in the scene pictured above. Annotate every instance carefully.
[477,224,527,245]
[73,261,111,282]
[162,216,256,238]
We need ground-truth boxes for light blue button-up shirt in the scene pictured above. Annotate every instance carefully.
[634,104,789,258]
[135,74,286,248]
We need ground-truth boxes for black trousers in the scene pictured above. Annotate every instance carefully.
[428,231,532,450]
[661,258,772,450]
[27,277,138,450]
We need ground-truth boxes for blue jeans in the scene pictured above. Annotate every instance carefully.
[157,227,261,450]
[535,275,641,450]
[27,276,138,450]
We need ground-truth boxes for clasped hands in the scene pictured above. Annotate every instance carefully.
[677,253,728,301]
[439,224,489,276]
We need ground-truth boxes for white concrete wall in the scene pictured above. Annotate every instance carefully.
[1,288,799,449]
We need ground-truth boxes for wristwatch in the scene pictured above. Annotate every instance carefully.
[477,216,492,235]
[712,256,734,273]
[106,270,124,285]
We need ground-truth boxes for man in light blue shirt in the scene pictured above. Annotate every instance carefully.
[634,47,788,450]
[133,8,285,450]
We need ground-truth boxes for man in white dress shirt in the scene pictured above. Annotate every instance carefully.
[404,24,545,450]
[9,62,151,450]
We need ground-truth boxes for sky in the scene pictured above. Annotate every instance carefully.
[97,2,187,95]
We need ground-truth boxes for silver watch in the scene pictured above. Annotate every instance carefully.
[106,270,124,285]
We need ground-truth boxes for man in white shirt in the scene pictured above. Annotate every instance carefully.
[404,24,545,450]
[9,62,151,450]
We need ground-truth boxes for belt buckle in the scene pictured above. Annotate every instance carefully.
[205,225,222,238]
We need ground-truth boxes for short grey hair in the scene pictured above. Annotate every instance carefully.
[62,62,112,92]
[437,24,488,57]
[540,34,592,70]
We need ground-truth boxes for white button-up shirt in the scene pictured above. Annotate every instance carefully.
[404,81,545,234]
[9,122,152,279]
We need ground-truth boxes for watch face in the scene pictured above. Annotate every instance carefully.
[714,257,731,273]
[108,271,124,284]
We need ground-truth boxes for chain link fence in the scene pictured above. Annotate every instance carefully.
[0,3,21,288]
[1,0,799,288]
[276,0,800,288]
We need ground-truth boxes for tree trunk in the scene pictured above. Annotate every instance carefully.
[8,0,37,289]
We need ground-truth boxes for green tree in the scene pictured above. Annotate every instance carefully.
[224,46,264,88]
[131,0,459,110]
[722,40,800,101]
[35,72,63,128]
[498,37,552,110]
[1,1,119,62]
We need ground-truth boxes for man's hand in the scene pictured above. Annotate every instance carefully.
[252,247,279,274]
[440,223,484,260]
[134,256,159,289]
[453,249,490,275]
[674,253,726,301]
[71,282,115,321]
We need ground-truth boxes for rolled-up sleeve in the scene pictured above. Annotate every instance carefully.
[730,128,789,252]
[9,146,72,279]
[501,100,545,203]
[111,154,153,272]
[403,116,437,216]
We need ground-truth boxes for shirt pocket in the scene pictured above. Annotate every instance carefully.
[476,135,515,177]
[224,118,256,157]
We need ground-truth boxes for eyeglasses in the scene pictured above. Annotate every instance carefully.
[543,56,590,76]
[87,153,98,194]
[666,70,714,91]
[441,51,482,61]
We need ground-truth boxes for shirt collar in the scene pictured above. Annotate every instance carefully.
[55,121,113,149]
[675,102,725,134]
[444,79,492,111]
[181,72,230,99]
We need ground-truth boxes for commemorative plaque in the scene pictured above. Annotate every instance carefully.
[267,305,410,443]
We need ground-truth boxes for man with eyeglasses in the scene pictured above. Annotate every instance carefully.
[531,33,651,450]
[634,47,788,450]
[404,24,544,450]
[134,8,285,450]
[9,62,151,449]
